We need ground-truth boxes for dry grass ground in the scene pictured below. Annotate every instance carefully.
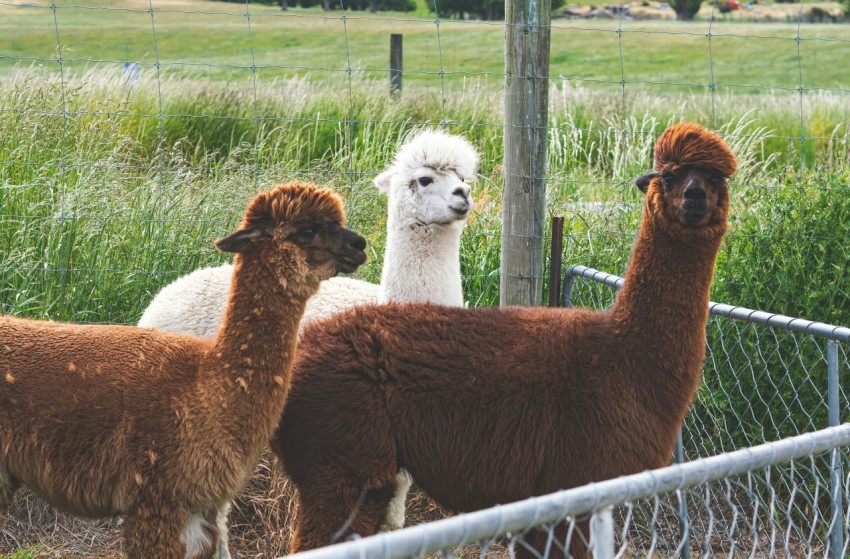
[0,452,484,558]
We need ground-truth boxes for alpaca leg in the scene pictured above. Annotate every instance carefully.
[212,504,231,559]
[123,506,188,559]
[181,507,220,559]
[0,467,19,530]
[379,469,411,531]
[290,480,395,552]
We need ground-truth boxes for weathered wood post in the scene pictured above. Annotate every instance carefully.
[501,0,551,307]
[390,34,402,97]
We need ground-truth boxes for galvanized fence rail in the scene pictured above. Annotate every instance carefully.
[287,424,850,559]
[562,263,850,557]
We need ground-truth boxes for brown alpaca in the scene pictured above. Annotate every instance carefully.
[0,182,367,559]
[271,122,737,558]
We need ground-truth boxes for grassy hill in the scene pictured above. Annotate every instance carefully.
[2,0,849,91]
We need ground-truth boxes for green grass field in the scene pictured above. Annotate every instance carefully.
[2,0,849,90]
[1,4,850,557]
[1,0,849,322]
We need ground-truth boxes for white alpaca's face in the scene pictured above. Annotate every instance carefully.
[379,167,473,227]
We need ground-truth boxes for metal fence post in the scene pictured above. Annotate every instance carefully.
[827,340,844,558]
[561,265,577,307]
[674,429,691,559]
[591,506,615,559]
[548,216,564,308]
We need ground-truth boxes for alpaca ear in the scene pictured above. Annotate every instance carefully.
[215,226,273,253]
[634,172,658,194]
[373,169,395,194]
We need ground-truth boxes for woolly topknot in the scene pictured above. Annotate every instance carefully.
[241,181,346,229]
[391,130,479,181]
[654,122,737,179]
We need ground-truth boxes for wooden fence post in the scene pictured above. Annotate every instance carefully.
[390,34,402,97]
[501,0,551,307]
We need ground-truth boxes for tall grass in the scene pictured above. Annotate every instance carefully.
[1,67,849,323]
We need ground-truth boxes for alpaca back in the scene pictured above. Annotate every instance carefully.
[138,264,234,338]
[0,317,208,518]
[277,302,660,510]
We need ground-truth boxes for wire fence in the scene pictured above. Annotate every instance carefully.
[287,424,850,559]
[559,263,850,557]
[1,1,850,557]
[561,264,850,458]
[2,0,849,320]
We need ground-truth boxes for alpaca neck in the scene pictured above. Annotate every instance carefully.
[379,219,464,307]
[611,208,725,416]
[207,255,310,453]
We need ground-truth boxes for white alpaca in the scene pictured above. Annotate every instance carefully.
[371,129,478,532]
[139,130,477,338]
[135,129,479,556]
[138,270,378,338]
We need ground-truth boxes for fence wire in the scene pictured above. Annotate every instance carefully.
[561,264,849,457]
[2,0,850,322]
[1,1,850,557]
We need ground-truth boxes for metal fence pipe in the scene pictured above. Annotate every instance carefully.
[591,506,615,559]
[828,340,845,558]
[287,425,850,559]
[562,264,850,342]
[674,429,691,559]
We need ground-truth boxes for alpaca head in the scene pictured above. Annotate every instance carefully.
[635,122,737,235]
[374,130,479,227]
[215,181,367,291]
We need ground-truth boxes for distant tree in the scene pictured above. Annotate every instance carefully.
[430,0,563,21]
[669,0,702,19]
[211,0,412,11]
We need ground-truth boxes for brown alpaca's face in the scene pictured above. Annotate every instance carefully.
[281,220,368,280]
[636,165,728,228]
[216,203,367,286]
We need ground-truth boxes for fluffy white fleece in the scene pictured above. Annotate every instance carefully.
[138,265,378,338]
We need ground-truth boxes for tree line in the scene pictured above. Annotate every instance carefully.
[213,0,564,19]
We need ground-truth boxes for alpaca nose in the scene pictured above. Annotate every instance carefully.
[453,185,470,199]
[349,234,367,251]
[683,181,706,200]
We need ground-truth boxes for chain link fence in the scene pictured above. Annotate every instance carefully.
[287,424,850,559]
[560,263,850,557]
[561,264,850,458]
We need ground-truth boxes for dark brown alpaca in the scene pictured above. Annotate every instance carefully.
[0,182,367,559]
[272,122,737,557]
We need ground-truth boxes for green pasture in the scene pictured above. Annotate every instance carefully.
[1,0,848,321]
[1,3,850,552]
[2,0,849,91]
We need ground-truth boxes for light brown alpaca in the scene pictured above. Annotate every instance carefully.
[272,122,737,558]
[0,182,367,559]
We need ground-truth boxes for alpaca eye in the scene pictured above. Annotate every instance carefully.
[661,172,676,190]
[298,228,318,240]
[418,177,433,187]
[710,176,724,190]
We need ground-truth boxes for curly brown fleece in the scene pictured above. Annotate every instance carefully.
[0,182,366,559]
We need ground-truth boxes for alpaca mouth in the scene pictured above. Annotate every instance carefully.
[681,203,708,225]
[337,251,368,274]
[450,204,470,218]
